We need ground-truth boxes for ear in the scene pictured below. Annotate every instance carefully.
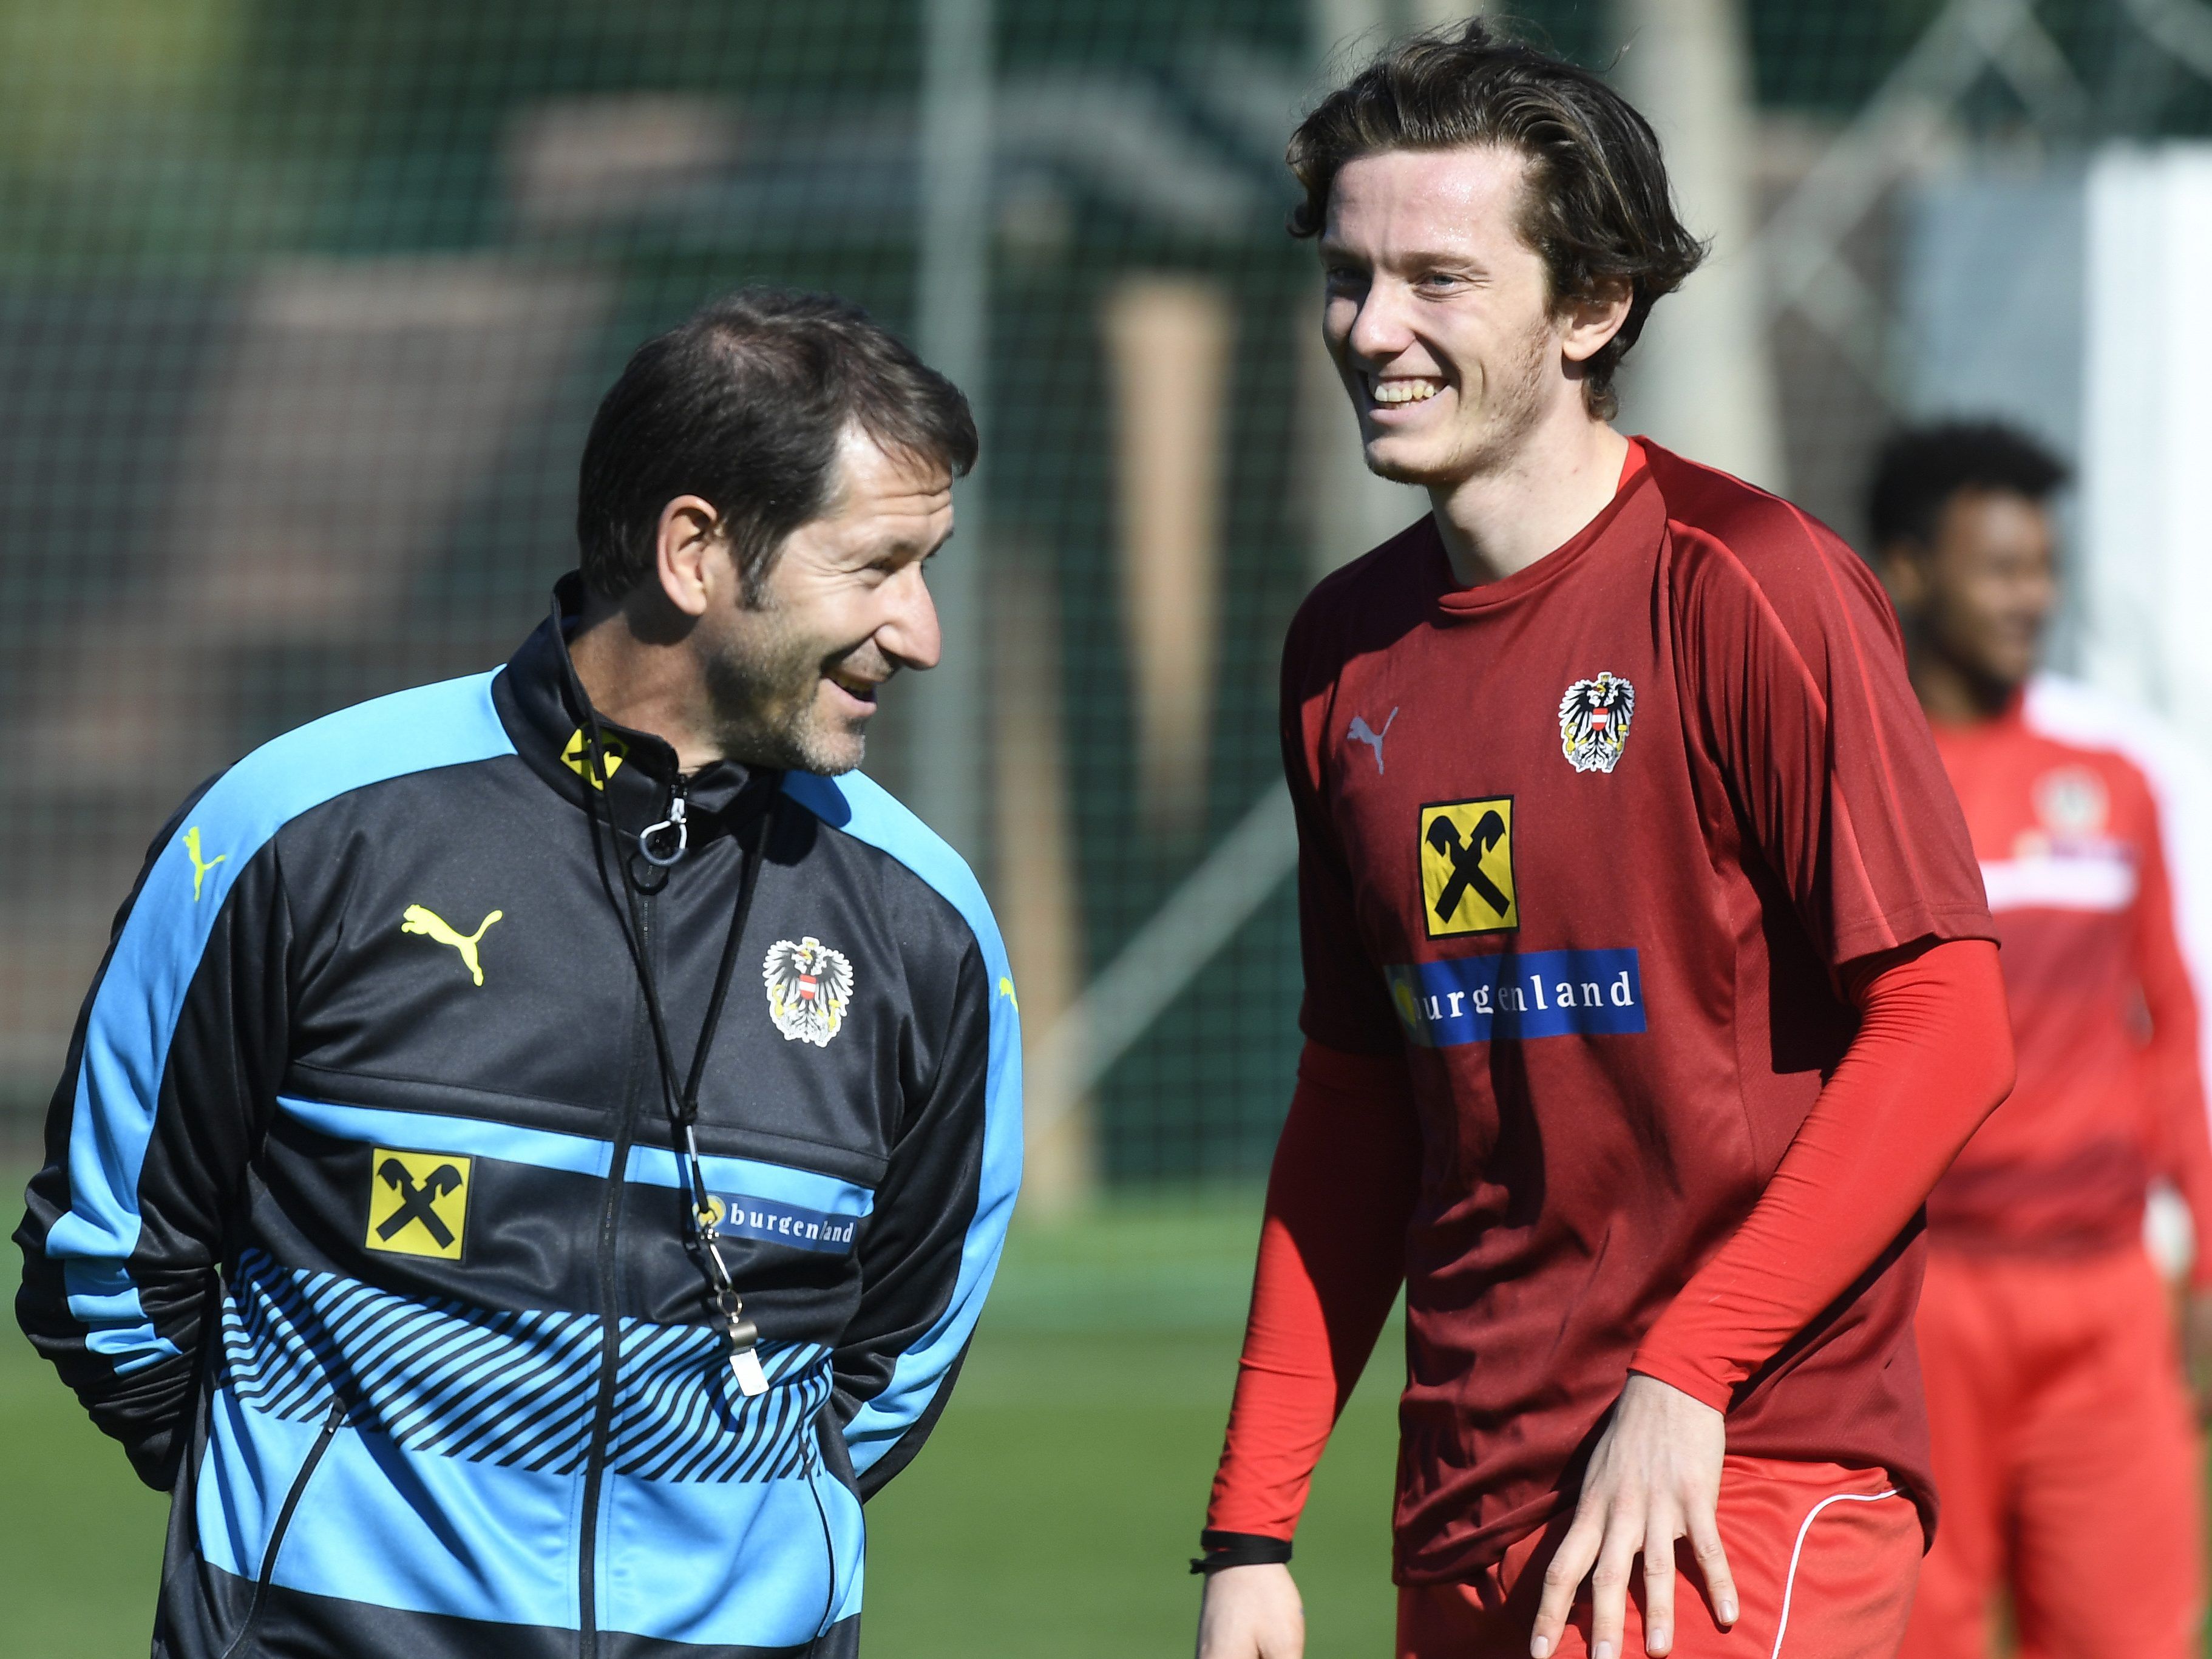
[653,495,730,619]
[1559,277,1633,367]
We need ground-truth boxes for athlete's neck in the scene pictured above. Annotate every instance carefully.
[567,602,725,773]
[1908,643,2021,728]
[1429,415,1630,588]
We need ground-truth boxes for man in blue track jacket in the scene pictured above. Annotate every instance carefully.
[15,288,1023,1658]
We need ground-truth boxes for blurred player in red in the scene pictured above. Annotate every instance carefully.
[1871,421,2212,1659]
[1190,24,2017,1659]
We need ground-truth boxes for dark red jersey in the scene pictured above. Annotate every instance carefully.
[1927,678,2212,1275]
[1283,441,1992,1581]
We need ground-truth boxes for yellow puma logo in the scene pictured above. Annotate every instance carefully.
[183,827,226,903]
[400,904,503,987]
[997,975,1019,1014]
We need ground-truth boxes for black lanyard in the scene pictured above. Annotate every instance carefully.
[554,594,776,1397]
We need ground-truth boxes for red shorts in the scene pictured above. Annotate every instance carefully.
[1900,1246,2204,1659]
[1398,1457,1920,1659]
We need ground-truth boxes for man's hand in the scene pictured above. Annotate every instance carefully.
[1530,1374,1737,1659]
[1196,1562,1304,1659]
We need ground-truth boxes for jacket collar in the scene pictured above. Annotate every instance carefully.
[495,574,782,846]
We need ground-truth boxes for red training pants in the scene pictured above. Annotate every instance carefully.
[1899,1246,2204,1659]
[1399,1457,1919,1659]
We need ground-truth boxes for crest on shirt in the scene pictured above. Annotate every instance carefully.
[763,936,854,1047]
[2034,765,2109,839]
[1558,673,1635,774]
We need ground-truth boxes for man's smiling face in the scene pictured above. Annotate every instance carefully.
[1319,143,1572,488]
[697,424,951,775]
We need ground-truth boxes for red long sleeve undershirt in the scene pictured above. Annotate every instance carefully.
[1203,937,2015,1544]
[1203,1040,1422,1542]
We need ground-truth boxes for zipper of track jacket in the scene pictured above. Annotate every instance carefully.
[575,870,656,1657]
[218,1393,347,1659]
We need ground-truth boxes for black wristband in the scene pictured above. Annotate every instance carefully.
[1189,1530,1295,1575]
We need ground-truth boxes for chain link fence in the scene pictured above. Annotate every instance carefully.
[5,0,2211,1205]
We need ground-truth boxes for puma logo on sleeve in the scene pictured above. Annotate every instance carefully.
[183,826,226,902]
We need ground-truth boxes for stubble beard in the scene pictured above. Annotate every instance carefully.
[703,608,874,777]
[1362,316,1554,490]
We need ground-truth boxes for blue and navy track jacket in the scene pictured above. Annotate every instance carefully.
[15,583,1023,1658]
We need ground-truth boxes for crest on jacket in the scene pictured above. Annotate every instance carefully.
[1558,672,1635,774]
[763,936,854,1047]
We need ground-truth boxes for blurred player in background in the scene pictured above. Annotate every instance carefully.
[1191,22,2014,1659]
[1871,421,2212,1659]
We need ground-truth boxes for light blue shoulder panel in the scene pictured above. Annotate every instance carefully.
[779,769,1023,1474]
[44,670,515,1372]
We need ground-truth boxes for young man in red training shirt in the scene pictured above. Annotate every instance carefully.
[1870,422,2212,1659]
[1191,25,2015,1659]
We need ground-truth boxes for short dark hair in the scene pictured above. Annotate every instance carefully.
[577,288,978,602]
[1865,421,2068,552]
[1286,19,1706,419]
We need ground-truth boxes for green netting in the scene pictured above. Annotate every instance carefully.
[11,2,2212,1650]
[3,0,2210,1195]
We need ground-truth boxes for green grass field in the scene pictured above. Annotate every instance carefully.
[0,1188,1402,1655]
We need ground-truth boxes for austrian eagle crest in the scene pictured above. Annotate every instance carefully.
[1558,672,1635,774]
[762,936,854,1047]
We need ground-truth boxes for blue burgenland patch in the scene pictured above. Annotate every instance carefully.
[710,1193,862,1254]
[1385,948,1646,1047]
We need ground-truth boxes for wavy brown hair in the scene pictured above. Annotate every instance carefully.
[1288,18,1705,419]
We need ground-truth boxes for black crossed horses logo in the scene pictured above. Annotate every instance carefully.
[1426,809,1511,926]
[377,1157,464,1249]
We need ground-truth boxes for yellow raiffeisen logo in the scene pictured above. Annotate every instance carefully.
[560,727,627,789]
[1419,797,1518,938]
[367,1148,472,1259]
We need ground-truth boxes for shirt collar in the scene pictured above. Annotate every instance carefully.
[495,573,782,843]
[1428,462,1664,621]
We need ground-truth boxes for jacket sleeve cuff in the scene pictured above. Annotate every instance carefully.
[1190,1530,1295,1575]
